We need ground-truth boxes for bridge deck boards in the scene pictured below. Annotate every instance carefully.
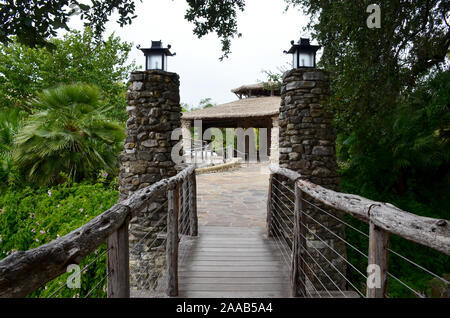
[177,226,291,298]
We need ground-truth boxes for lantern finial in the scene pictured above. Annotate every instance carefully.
[138,40,175,71]
[285,37,320,68]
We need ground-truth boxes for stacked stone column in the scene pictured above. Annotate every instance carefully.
[118,70,181,292]
[279,68,346,291]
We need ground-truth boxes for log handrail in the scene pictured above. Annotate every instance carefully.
[0,165,196,298]
[269,164,450,255]
[295,178,450,255]
[269,164,302,181]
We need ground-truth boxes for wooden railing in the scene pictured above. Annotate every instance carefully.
[0,165,197,298]
[267,164,450,298]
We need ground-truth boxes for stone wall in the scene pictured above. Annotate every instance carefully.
[279,68,346,291]
[118,70,181,293]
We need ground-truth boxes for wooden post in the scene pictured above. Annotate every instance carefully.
[267,173,274,237]
[166,184,179,296]
[182,179,189,235]
[178,181,183,235]
[201,142,204,161]
[107,215,130,298]
[291,184,305,297]
[188,172,198,236]
[298,187,307,297]
[367,221,389,298]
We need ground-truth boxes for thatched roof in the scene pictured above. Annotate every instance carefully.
[231,82,280,98]
[182,96,281,120]
[231,83,266,93]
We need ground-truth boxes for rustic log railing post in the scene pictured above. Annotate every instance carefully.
[107,213,130,298]
[188,171,198,236]
[267,173,274,237]
[297,186,307,297]
[367,220,390,298]
[178,181,183,235]
[167,183,180,296]
[182,178,189,235]
[291,183,306,297]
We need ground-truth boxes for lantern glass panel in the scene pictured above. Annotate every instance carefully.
[299,52,313,67]
[147,54,163,70]
[293,52,298,68]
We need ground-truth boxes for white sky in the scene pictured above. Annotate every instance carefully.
[66,0,316,107]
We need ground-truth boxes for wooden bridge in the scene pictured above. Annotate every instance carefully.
[0,164,449,298]
[178,226,290,298]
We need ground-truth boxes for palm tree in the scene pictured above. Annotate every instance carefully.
[0,108,22,186]
[14,84,125,185]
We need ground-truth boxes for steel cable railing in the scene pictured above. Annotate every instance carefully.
[301,193,448,298]
[47,246,111,298]
[268,164,450,298]
[270,174,363,298]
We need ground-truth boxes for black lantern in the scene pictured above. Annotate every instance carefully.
[137,40,175,71]
[284,38,321,68]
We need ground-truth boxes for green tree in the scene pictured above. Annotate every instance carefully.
[13,83,125,185]
[0,0,138,48]
[198,98,216,109]
[183,98,217,112]
[259,64,290,91]
[0,28,134,121]
[0,0,245,60]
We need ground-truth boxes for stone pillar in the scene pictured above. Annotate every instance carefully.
[181,119,192,164]
[270,115,279,164]
[279,68,346,291]
[118,70,181,292]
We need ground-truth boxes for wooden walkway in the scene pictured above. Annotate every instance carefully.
[177,226,291,298]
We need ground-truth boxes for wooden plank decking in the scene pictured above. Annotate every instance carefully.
[131,225,361,298]
[177,226,291,298]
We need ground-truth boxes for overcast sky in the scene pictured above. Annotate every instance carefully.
[67,0,315,107]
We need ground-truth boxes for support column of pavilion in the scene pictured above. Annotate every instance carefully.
[181,119,192,164]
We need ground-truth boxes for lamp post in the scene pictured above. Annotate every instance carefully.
[284,38,320,68]
[137,40,175,71]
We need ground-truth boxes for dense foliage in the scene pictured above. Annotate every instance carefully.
[337,69,450,297]
[0,24,132,297]
[0,28,134,121]
[0,0,138,48]
[0,177,119,297]
[13,84,125,185]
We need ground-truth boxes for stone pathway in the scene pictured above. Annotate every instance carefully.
[196,163,270,228]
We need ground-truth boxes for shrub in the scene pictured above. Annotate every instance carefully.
[0,178,119,298]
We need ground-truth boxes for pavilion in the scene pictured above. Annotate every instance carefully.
[181,83,280,163]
